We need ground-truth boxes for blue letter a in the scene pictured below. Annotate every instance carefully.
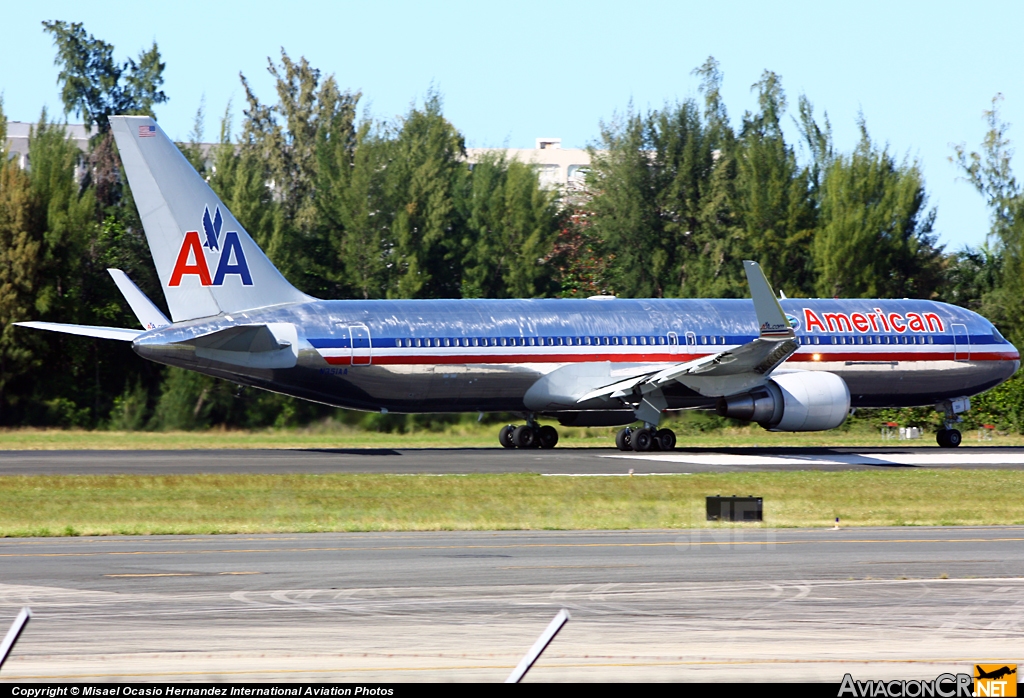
[213,232,254,285]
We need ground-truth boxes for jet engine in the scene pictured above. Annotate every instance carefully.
[715,371,850,431]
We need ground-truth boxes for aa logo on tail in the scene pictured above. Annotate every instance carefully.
[169,206,253,287]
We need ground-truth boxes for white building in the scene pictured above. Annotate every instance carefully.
[3,121,91,170]
[467,138,591,191]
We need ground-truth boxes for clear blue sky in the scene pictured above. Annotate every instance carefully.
[3,0,1021,251]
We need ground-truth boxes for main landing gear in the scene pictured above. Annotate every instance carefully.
[499,423,559,449]
[615,426,676,452]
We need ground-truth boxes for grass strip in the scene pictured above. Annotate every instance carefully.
[0,471,1021,537]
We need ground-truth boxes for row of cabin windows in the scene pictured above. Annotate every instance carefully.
[797,335,936,346]
[391,334,942,349]
[394,335,729,349]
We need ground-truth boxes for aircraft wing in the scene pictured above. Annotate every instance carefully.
[577,261,798,403]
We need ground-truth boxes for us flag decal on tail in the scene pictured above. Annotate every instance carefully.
[138,125,156,138]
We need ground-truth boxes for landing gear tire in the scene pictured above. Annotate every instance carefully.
[655,428,676,451]
[937,428,962,448]
[631,428,653,452]
[615,427,632,451]
[538,425,559,449]
[499,425,516,449]
[513,425,537,449]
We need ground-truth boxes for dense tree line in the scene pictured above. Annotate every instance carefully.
[577,59,943,301]
[0,25,1020,432]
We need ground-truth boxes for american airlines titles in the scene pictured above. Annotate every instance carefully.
[803,308,944,335]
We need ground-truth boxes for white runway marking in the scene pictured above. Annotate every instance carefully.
[605,451,1024,467]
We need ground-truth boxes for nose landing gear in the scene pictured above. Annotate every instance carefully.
[935,397,969,448]
[935,428,962,448]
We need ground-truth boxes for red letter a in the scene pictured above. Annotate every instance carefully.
[804,308,827,333]
[168,231,213,286]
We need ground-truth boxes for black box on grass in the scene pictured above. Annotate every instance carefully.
[706,495,762,521]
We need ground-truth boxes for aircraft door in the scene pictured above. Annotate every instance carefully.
[952,323,970,362]
[348,324,372,365]
[685,331,697,347]
[667,332,679,355]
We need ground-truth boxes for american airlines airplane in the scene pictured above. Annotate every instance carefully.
[16,116,1021,450]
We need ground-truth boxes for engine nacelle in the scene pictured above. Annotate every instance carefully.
[715,371,850,431]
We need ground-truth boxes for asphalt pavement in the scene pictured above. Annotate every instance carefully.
[3,445,1024,475]
[1,527,1022,681]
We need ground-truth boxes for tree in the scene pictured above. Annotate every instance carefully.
[315,120,390,299]
[813,121,941,299]
[460,153,560,298]
[734,71,817,295]
[584,66,745,300]
[585,107,668,298]
[42,20,167,133]
[233,51,362,296]
[386,92,467,299]
[952,94,1024,343]
[0,102,42,420]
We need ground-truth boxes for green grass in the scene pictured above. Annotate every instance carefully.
[0,423,1022,450]
[1,470,1022,537]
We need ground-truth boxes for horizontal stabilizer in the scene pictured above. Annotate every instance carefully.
[14,321,142,342]
[108,269,170,330]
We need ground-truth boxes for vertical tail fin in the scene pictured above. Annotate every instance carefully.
[109,115,311,322]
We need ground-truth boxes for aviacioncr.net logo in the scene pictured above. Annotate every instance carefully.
[168,206,253,287]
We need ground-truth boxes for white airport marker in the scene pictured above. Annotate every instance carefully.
[0,607,31,671]
[505,608,570,683]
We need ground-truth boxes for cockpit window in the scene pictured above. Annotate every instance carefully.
[993,326,1006,343]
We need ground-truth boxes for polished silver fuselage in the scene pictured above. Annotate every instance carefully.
[132,297,1020,416]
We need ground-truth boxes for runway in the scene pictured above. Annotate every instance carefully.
[3,446,1024,475]
[1,527,1022,682]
